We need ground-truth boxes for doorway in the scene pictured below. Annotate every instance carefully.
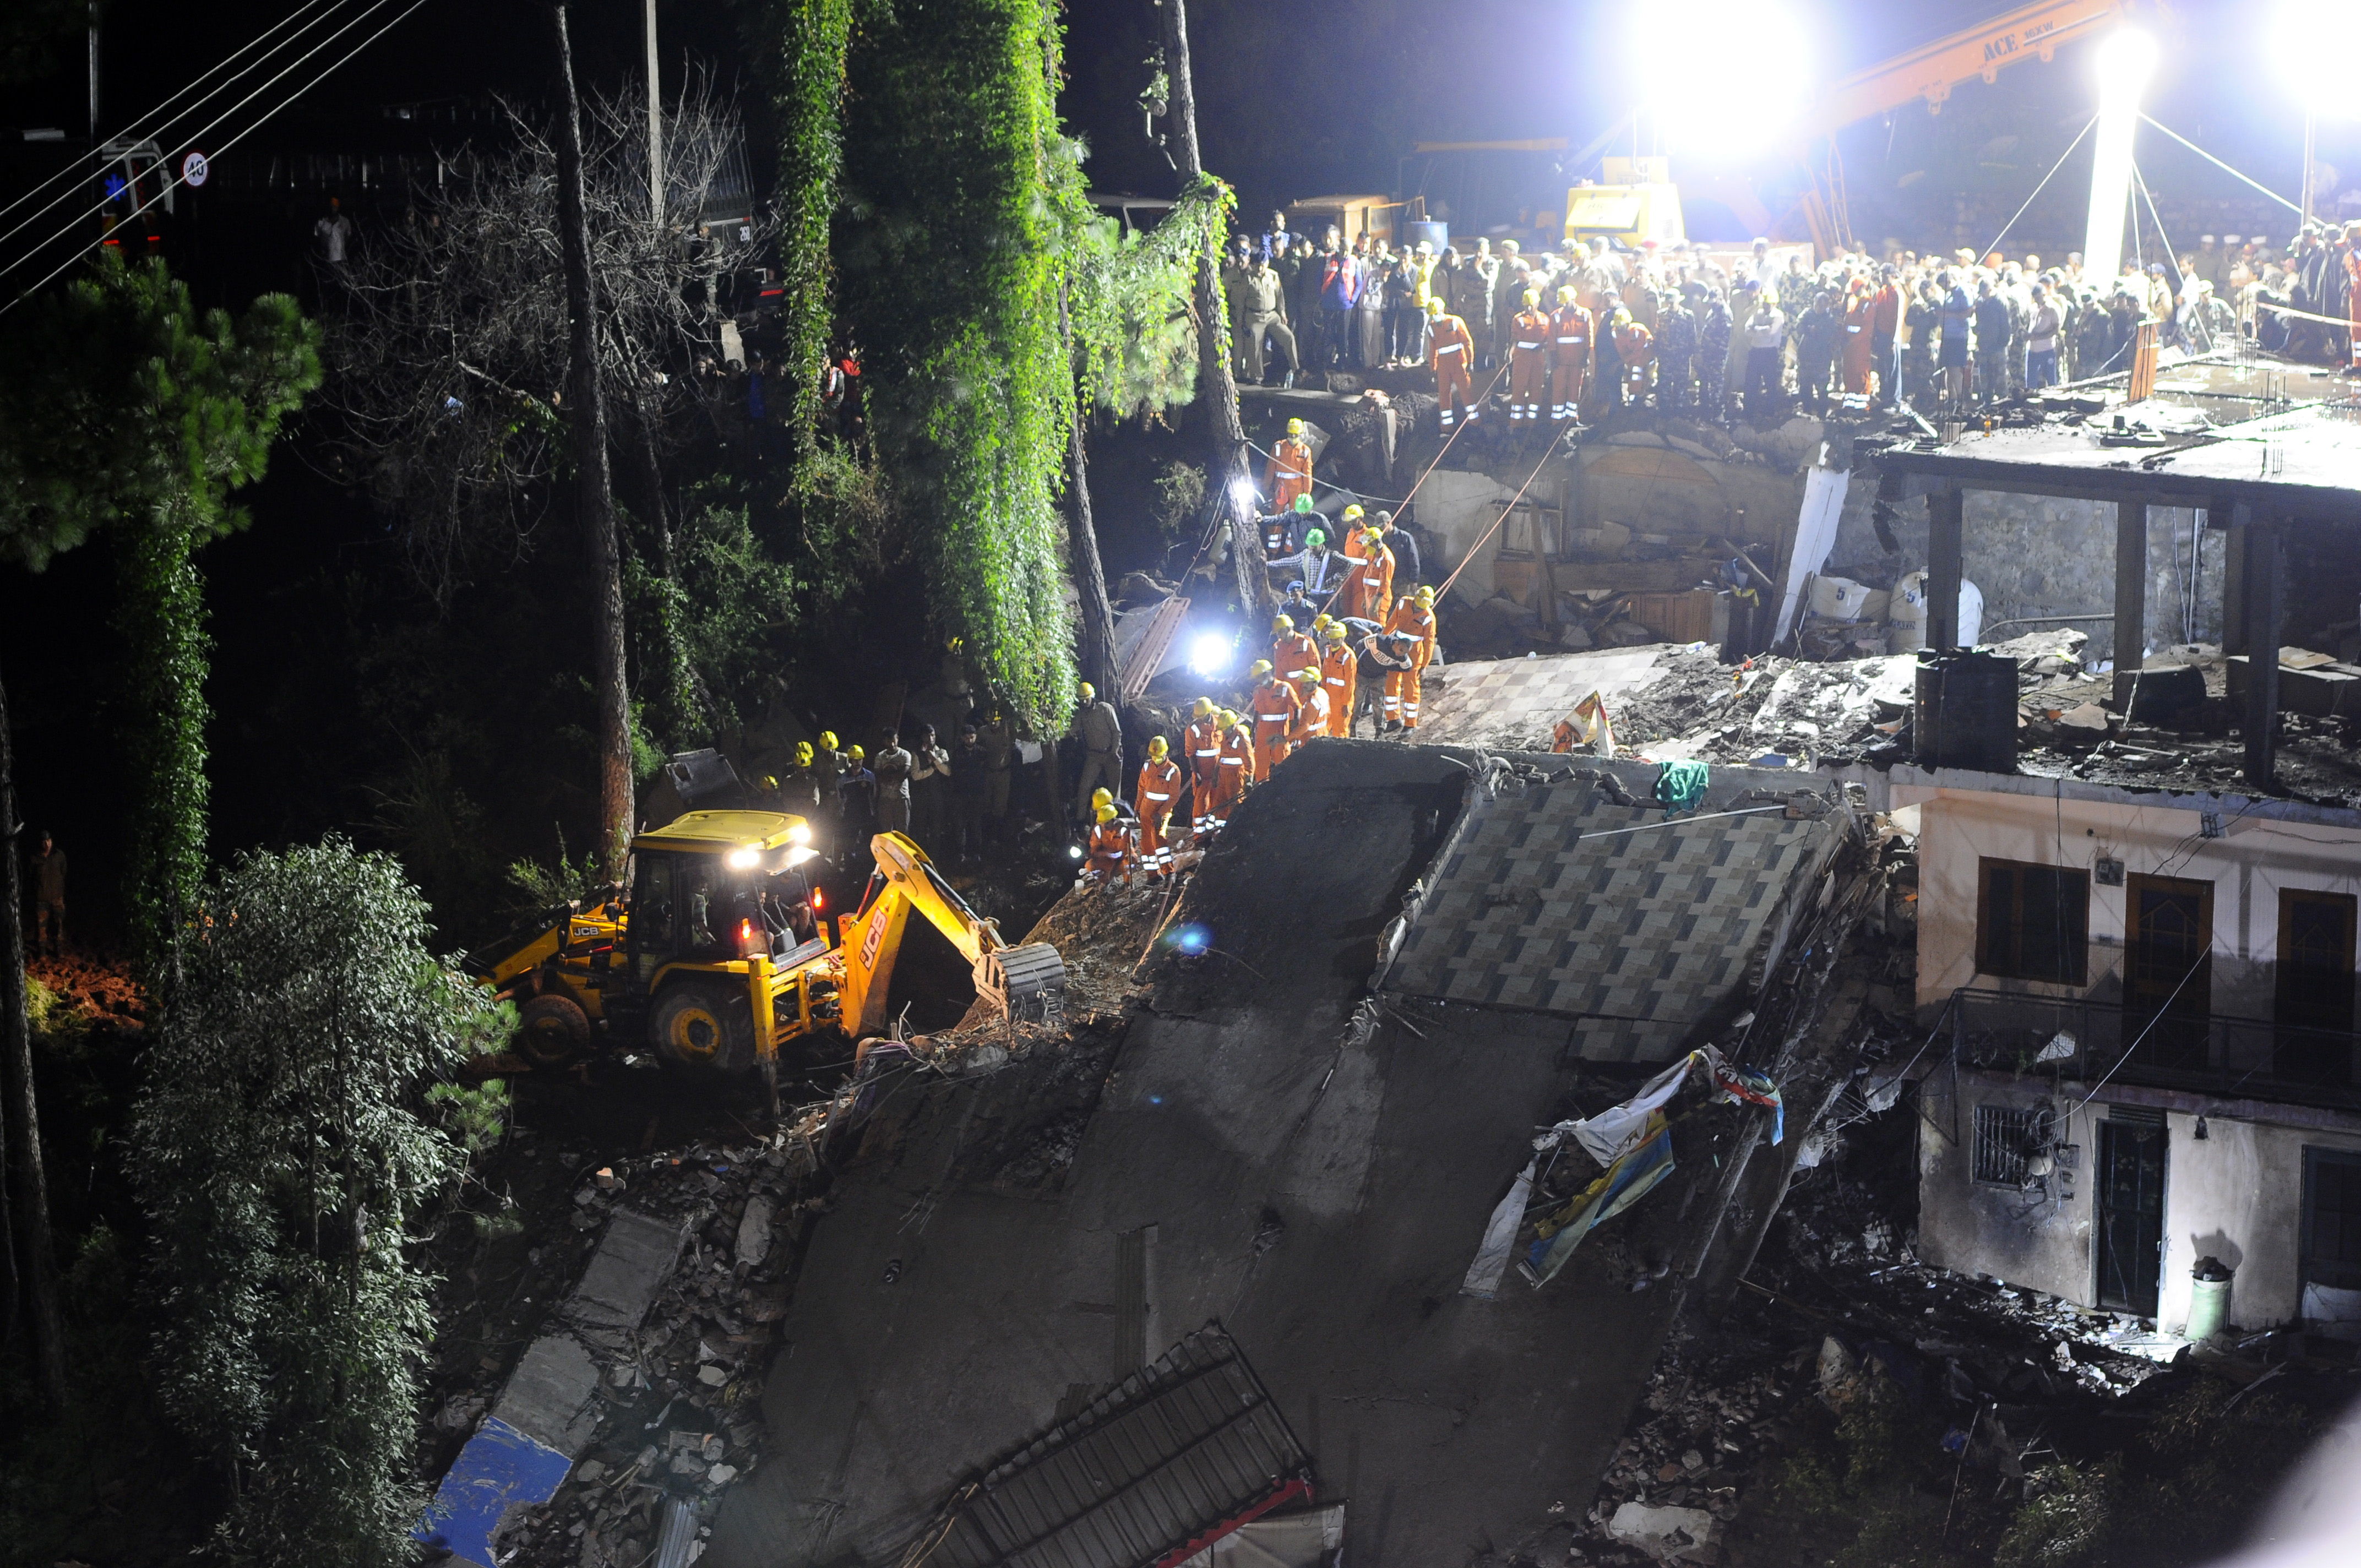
[2097,1114,2167,1317]
[2126,874,2213,1071]
[2302,1147,2361,1331]
[2277,890,2356,1085]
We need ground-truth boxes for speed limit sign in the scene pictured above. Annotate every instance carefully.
[182,150,209,188]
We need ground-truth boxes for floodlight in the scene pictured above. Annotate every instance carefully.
[1228,476,1258,510]
[2081,29,2158,293]
[1187,631,1233,678]
[2275,2,2361,118]
[1631,0,1809,155]
[727,846,761,869]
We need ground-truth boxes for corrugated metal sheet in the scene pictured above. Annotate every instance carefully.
[1119,596,1192,703]
[913,1325,1308,1568]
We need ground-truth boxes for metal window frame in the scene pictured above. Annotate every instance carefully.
[1972,1102,2053,1186]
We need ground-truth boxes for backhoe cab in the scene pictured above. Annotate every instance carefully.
[470,811,1064,1079]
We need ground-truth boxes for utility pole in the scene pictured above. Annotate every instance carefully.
[551,2,633,873]
[645,0,663,228]
[1158,0,1271,615]
[1,667,68,1408]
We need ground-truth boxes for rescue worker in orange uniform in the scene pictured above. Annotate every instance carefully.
[1548,286,1595,424]
[1382,585,1439,732]
[1266,417,1314,512]
[1134,735,1182,880]
[1245,660,1303,781]
[1609,304,1653,409]
[1506,287,1551,427]
[1208,707,1252,834]
[1319,620,1357,737]
[1841,280,1877,395]
[1286,667,1330,753]
[1184,696,1222,835]
[1339,525,1395,623]
[1270,613,1317,680]
[1084,803,1133,886]
[2346,222,2361,373]
[1426,295,1477,429]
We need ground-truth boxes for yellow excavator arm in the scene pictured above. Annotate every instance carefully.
[834,832,1067,1038]
[1803,0,2136,139]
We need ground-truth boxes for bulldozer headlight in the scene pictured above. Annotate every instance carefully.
[784,846,818,869]
[727,846,761,869]
[787,822,813,846]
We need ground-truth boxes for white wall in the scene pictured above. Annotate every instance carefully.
[1918,1072,2361,1328]
[1898,783,2361,1017]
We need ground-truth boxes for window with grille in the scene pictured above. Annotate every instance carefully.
[1974,1104,2054,1186]
[1977,859,2090,986]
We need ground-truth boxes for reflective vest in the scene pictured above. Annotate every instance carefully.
[1427,314,1472,371]
[1289,684,1331,744]
[1320,641,1357,698]
[1250,679,1302,743]
[1185,718,1222,778]
[1271,632,1318,680]
[1510,308,1550,361]
[1550,304,1594,364]
[1218,723,1254,781]
[1135,757,1181,826]
[1386,601,1438,667]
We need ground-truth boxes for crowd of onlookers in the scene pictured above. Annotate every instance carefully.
[1222,209,2361,424]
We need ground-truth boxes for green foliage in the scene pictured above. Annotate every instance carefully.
[501,832,603,923]
[1064,174,1232,420]
[1150,460,1206,549]
[129,838,503,1567]
[1996,1463,2118,1568]
[426,1077,513,1160]
[0,253,319,967]
[837,0,1084,725]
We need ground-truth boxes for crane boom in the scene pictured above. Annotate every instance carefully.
[1802,0,2129,140]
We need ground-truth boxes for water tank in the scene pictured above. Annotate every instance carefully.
[2187,1256,2234,1341]
[1915,649,2017,774]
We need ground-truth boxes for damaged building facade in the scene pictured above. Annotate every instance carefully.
[1862,356,2361,1346]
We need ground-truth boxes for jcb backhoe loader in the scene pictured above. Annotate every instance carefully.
[467,810,1065,1077]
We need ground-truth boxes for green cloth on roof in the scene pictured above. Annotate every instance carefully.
[1655,760,1709,817]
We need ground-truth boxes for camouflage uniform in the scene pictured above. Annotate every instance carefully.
[1697,296,1732,422]
[1793,300,1841,414]
[1654,297,1699,415]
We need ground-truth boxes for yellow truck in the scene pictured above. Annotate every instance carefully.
[469,810,1064,1080]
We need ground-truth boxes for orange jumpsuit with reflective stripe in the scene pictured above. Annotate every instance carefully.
[1271,631,1318,682]
[1613,316,1653,403]
[1134,756,1181,872]
[1210,721,1253,827]
[1319,642,1357,737]
[1842,289,1877,393]
[1548,303,1594,422]
[1086,819,1133,884]
[1508,307,1550,422]
[1428,312,1476,427]
[1265,437,1313,512]
[1384,600,1438,728]
[1184,717,1221,830]
[1248,679,1302,782]
[1339,541,1395,623]
[1287,683,1330,753]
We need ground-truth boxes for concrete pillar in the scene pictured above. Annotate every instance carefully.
[1926,486,1965,649]
[2240,508,2283,786]
[2222,505,2246,655]
[2112,500,2147,710]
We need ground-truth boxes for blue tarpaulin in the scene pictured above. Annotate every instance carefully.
[415,1416,577,1567]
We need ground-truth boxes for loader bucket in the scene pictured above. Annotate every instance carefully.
[974,942,1067,1026]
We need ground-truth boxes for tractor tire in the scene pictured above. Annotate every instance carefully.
[651,982,755,1074]
[515,993,591,1067]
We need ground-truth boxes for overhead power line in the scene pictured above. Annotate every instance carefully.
[0,0,354,253]
[1,0,433,315]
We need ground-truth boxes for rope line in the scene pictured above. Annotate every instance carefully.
[2139,115,2305,216]
[1979,116,2097,263]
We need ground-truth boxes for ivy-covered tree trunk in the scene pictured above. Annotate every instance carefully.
[1058,291,1119,700]
[116,519,210,978]
[0,662,68,1407]
[551,0,634,869]
[759,0,857,462]
[1160,0,1271,616]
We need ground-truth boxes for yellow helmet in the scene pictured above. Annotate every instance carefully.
[1078,681,1096,701]
[1147,735,1169,759]
[1416,584,1435,605]
[1192,695,1214,718]
[1426,296,1446,317]
[1091,786,1113,810]
[795,741,814,765]
[1342,503,1364,521]
[1287,417,1305,436]
[847,744,866,762]
[1249,658,1273,680]
[1293,667,1320,685]
[760,775,780,790]
[1273,613,1294,634]
[1096,804,1118,825]
[1310,613,1332,634]
[1557,286,1576,304]
[1363,527,1385,550]
[819,731,839,751]
[1218,709,1241,728]
[1523,288,1539,307]
[1324,619,1348,641]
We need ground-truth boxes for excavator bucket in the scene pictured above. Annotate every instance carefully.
[975,941,1067,1026]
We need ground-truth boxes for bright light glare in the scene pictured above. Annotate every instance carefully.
[784,846,818,869]
[787,822,812,845]
[1633,1,1808,154]
[726,846,761,869]
[1068,844,1085,861]
[1187,631,1233,678]
[2275,2,2361,117]
[2082,29,2159,292]
[1228,476,1258,510]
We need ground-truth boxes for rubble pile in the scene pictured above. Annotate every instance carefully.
[482,1139,819,1568]
[28,951,145,1032]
